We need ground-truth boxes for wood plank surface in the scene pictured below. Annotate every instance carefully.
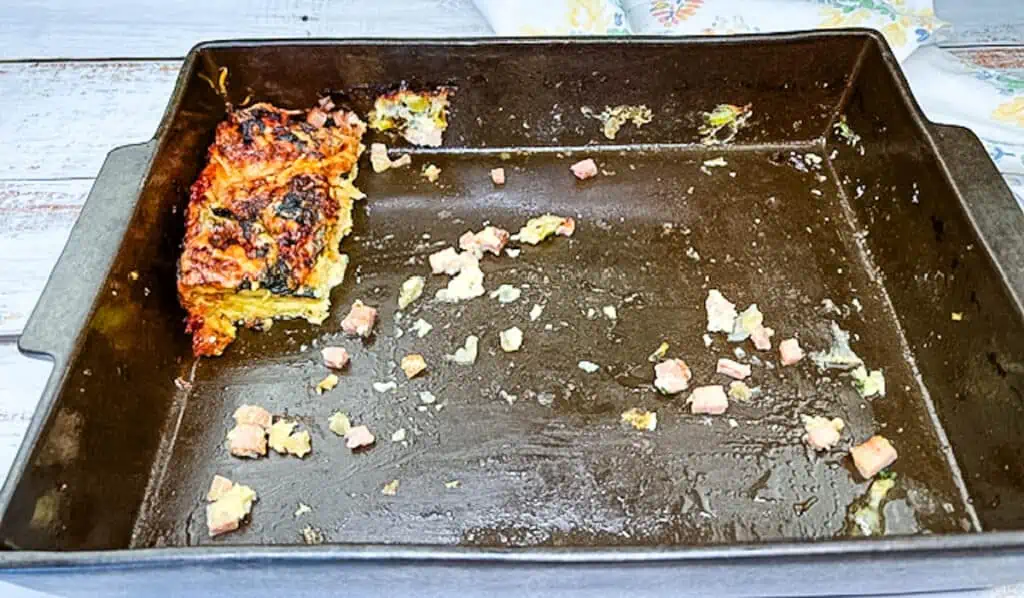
[0,0,492,60]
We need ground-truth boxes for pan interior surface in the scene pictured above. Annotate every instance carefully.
[5,36,1024,553]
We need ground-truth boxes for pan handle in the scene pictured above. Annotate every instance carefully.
[18,140,157,362]
[928,123,1024,305]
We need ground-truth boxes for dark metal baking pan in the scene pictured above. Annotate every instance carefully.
[2,32,1024,596]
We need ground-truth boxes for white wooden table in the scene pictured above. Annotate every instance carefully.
[0,1,1022,592]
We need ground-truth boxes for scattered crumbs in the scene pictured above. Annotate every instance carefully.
[544,323,554,331]
[578,360,600,373]
[834,115,861,146]
[951,312,963,321]
[687,186,695,194]
[128,271,139,281]
[728,171,737,178]
[391,428,407,442]
[373,381,398,393]
[582,104,654,140]
[602,305,618,320]
[536,391,555,407]
[315,374,340,395]
[529,303,544,321]
[294,503,312,518]
[586,307,598,320]
[328,412,352,436]
[401,354,427,379]
[445,480,461,489]
[421,164,441,182]
[728,381,753,402]
[382,480,400,496]
[699,103,752,145]
[810,189,823,196]
[703,334,713,348]
[700,165,712,176]
[728,418,739,429]
[411,318,433,338]
[686,247,700,261]
[398,275,425,310]
[621,408,657,431]
[419,391,437,405]
[505,248,521,258]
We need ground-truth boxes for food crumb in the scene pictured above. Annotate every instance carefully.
[779,338,805,366]
[728,418,739,428]
[422,164,441,182]
[851,366,885,398]
[706,289,738,333]
[205,477,257,538]
[513,214,575,245]
[654,358,692,394]
[702,334,713,348]
[686,247,700,261]
[491,168,506,185]
[321,347,350,370]
[727,381,753,402]
[621,408,657,431]
[647,341,669,363]
[373,381,398,393]
[602,305,617,320]
[716,358,752,380]
[444,480,461,489]
[850,435,898,479]
[500,327,524,352]
[398,276,426,310]
[128,271,139,281]
[328,412,352,436]
[419,391,437,405]
[344,425,376,450]
[530,304,545,321]
[490,284,522,304]
[401,354,427,379]
[411,318,434,337]
[505,248,521,258]
[703,157,728,168]
[570,158,599,180]
[688,385,729,415]
[578,360,600,373]
[802,415,845,451]
[341,300,377,337]
[951,312,963,321]
[268,421,311,458]
[382,479,400,496]
[391,428,407,442]
[302,525,325,545]
[446,335,479,365]
[294,503,312,518]
[315,373,340,395]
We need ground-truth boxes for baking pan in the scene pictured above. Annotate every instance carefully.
[2,32,1024,596]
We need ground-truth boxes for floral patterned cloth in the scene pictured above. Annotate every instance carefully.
[472,0,1024,204]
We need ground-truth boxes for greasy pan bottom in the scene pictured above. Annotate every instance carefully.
[132,145,972,547]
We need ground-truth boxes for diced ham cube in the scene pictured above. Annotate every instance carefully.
[207,502,243,537]
[459,226,510,257]
[716,358,752,380]
[654,359,692,394]
[850,435,898,479]
[341,300,377,337]
[556,217,576,238]
[779,338,805,366]
[207,475,234,502]
[491,168,506,185]
[227,423,268,458]
[751,325,774,351]
[688,385,729,415]
[321,346,350,370]
[344,425,376,450]
[306,108,328,128]
[802,416,845,451]
[570,158,598,180]
[233,404,272,429]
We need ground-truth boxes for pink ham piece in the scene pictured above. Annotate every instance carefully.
[341,300,377,337]
[751,325,774,351]
[459,226,510,257]
[717,358,752,380]
[779,338,805,366]
[688,385,729,415]
[556,217,576,238]
[344,425,376,450]
[227,423,268,458]
[321,346,350,370]
[570,158,598,180]
[428,247,477,275]
[490,168,506,185]
[207,475,234,502]
[850,435,898,479]
[654,359,692,394]
[306,108,328,128]
[233,404,272,429]
[802,416,845,451]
